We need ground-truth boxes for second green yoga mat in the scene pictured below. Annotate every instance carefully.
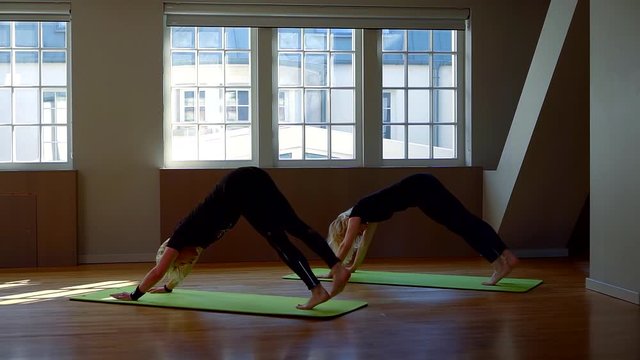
[70,286,367,318]
[283,269,542,293]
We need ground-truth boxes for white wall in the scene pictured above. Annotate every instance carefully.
[588,0,640,304]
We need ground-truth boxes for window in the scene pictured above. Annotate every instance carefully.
[0,20,70,168]
[168,27,252,161]
[164,4,467,168]
[382,29,460,161]
[276,28,357,160]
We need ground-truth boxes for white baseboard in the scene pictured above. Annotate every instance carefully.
[79,253,155,264]
[512,248,569,258]
[586,278,639,305]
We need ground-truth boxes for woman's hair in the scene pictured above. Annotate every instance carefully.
[156,238,203,288]
[326,208,358,262]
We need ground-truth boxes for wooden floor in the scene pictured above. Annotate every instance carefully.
[1,257,638,360]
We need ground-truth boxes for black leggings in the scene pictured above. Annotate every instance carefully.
[405,174,507,263]
[223,167,339,289]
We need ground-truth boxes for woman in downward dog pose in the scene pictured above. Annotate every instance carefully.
[111,166,351,310]
[325,173,518,285]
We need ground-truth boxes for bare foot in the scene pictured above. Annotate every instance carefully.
[329,263,351,297]
[296,284,330,310]
[482,249,520,285]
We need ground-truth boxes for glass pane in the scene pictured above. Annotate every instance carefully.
[15,125,39,162]
[434,89,455,123]
[408,90,430,123]
[41,125,67,162]
[198,125,224,160]
[278,29,301,50]
[198,27,222,49]
[305,125,328,159]
[382,29,405,51]
[382,125,405,159]
[331,125,354,159]
[279,125,302,159]
[238,90,250,122]
[226,125,251,160]
[408,54,429,87]
[304,53,327,86]
[278,53,301,86]
[199,88,224,122]
[304,90,328,123]
[42,51,67,86]
[15,51,39,86]
[0,51,9,86]
[433,54,455,87]
[172,27,195,48]
[331,54,353,87]
[171,125,197,160]
[225,91,237,121]
[57,107,67,124]
[225,90,250,122]
[304,29,328,50]
[433,125,456,158]
[15,22,38,47]
[382,53,405,87]
[171,51,196,85]
[278,89,302,123]
[408,125,430,159]
[225,52,250,86]
[42,22,67,48]
[331,29,353,51]
[0,89,10,124]
[14,88,39,124]
[408,30,430,51]
[198,52,223,86]
[433,30,454,52]
[43,91,55,124]
[331,89,354,123]
[383,89,405,123]
[171,88,196,123]
[42,90,68,125]
[0,22,9,47]
[225,28,249,49]
[0,126,10,161]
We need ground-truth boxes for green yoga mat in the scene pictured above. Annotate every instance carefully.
[283,269,542,293]
[69,286,367,318]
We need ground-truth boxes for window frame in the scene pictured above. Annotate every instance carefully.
[163,25,259,169]
[163,4,469,169]
[0,7,72,171]
[379,29,466,167]
[272,28,363,168]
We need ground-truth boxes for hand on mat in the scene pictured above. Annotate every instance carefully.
[110,292,133,301]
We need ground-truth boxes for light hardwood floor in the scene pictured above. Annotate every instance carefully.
[0,257,638,360]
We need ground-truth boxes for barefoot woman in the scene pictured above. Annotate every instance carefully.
[326,173,518,285]
[111,166,350,310]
